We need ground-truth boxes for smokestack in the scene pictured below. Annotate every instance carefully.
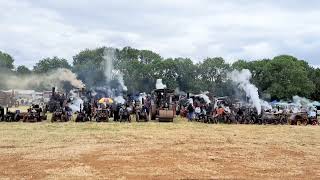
[142,98,145,104]
[52,87,55,97]
[6,106,8,115]
[187,93,190,99]
[79,104,82,113]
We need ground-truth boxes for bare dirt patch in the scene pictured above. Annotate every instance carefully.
[0,119,319,179]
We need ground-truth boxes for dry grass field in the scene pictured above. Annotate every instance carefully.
[0,117,320,179]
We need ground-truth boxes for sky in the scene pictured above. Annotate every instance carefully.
[0,0,320,68]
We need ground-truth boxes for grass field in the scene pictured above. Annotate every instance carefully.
[0,117,319,179]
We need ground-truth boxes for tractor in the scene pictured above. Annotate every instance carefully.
[0,106,26,122]
[51,107,69,122]
[75,104,90,122]
[47,87,68,113]
[150,88,176,122]
[288,112,308,125]
[24,104,47,122]
[308,116,319,125]
[135,98,149,122]
[95,108,109,122]
[136,105,149,122]
[119,105,131,122]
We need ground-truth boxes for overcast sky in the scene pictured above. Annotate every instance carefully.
[0,0,319,68]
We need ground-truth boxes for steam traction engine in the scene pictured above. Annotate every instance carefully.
[51,107,69,122]
[151,88,175,122]
[95,108,109,122]
[135,99,149,122]
[48,87,67,113]
[24,104,47,122]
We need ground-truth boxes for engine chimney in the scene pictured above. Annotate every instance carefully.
[52,87,56,97]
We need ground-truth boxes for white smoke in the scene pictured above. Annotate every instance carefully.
[174,87,186,96]
[156,79,167,89]
[68,90,84,113]
[292,96,318,108]
[101,47,127,102]
[138,92,147,103]
[230,69,262,114]
[0,68,84,90]
[199,91,211,104]
[290,96,319,111]
[102,48,128,92]
[114,96,125,104]
[117,74,128,91]
[260,100,272,110]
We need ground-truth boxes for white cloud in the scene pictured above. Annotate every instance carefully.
[0,0,319,67]
[311,65,320,69]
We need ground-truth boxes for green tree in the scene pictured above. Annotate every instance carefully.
[173,58,199,93]
[73,47,106,87]
[309,68,320,100]
[33,56,71,73]
[16,65,31,75]
[264,55,314,100]
[0,51,14,70]
[198,57,231,95]
[118,47,165,92]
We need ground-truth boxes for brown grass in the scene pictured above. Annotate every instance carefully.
[0,117,319,179]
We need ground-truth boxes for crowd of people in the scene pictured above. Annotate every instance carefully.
[175,98,319,125]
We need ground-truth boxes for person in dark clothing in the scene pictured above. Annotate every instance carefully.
[206,103,213,116]
[187,103,194,121]
[237,108,243,116]
[113,104,121,121]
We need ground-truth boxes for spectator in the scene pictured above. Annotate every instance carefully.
[187,103,194,121]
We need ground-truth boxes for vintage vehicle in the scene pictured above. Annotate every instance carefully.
[47,87,67,113]
[95,108,109,122]
[287,112,308,125]
[24,104,47,122]
[51,108,69,122]
[136,105,149,122]
[150,88,175,122]
[119,105,131,122]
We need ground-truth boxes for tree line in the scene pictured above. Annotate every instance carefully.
[0,47,319,101]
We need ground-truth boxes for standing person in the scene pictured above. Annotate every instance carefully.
[187,103,194,121]
[176,103,180,116]
[144,96,151,116]
[195,105,201,120]
[206,103,213,116]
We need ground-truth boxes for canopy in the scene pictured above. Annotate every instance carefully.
[98,98,114,104]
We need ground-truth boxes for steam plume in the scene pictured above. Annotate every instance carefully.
[230,69,262,114]
[0,68,84,90]
[102,48,128,91]
[156,79,166,89]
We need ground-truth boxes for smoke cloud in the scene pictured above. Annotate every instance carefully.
[114,96,126,104]
[68,90,84,112]
[230,69,262,114]
[93,47,128,103]
[102,48,128,91]
[0,68,84,90]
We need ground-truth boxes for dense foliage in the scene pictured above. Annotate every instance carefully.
[0,47,319,101]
